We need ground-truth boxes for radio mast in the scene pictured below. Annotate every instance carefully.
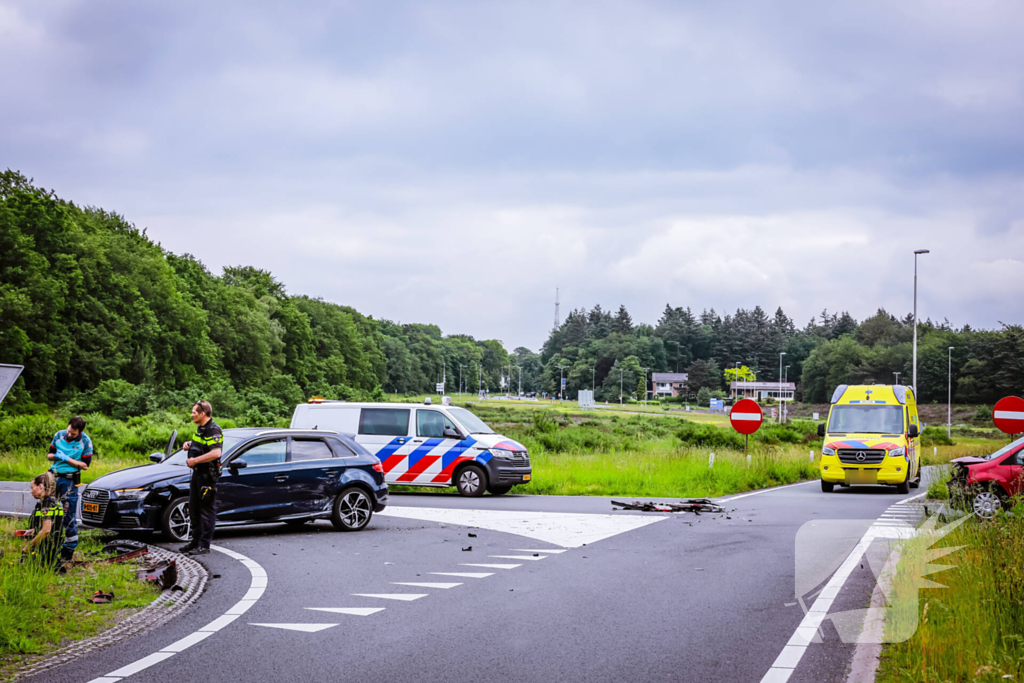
[553,288,560,330]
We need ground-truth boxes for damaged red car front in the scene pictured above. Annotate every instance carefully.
[948,436,1024,519]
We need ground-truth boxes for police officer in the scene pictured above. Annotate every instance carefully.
[46,416,92,563]
[24,471,66,571]
[179,401,223,557]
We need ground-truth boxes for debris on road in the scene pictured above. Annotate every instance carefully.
[611,499,726,515]
[468,533,477,538]
[462,546,472,551]
[137,560,178,589]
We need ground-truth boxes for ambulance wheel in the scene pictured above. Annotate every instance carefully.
[488,484,513,496]
[331,487,373,532]
[821,481,834,493]
[909,471,921,489]
[456,465,487,497]
[162,497,192,543]
[896,473,910,495]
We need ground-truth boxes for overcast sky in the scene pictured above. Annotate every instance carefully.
[3,1,1023,351]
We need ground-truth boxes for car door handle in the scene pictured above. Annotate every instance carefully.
[275,475,289,482]
[396,438,407,444]
[412,439,423,443]
[324,470,339,476]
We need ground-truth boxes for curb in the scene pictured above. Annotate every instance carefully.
[10,544,208,681]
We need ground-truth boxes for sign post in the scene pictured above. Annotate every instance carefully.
[730,398,764,456]
[993,396,1024,440]
[0,364,23,406]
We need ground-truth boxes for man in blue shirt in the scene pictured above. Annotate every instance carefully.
[46,416,93,563]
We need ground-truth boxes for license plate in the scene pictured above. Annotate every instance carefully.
[523,474,531,482]
[846,470,877,485]
[84,502,100,513]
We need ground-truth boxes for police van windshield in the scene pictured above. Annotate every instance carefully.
[448,408,495,435]
[828,405,904,434]
[162,435,244,465]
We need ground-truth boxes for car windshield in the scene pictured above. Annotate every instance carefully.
[448,408,495,434]
[981,435,1024,461]
[161,434,245,465]
[828,405,904,434]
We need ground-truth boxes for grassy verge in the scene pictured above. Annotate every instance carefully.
[0,518,160,674]
[876,509,1024,682]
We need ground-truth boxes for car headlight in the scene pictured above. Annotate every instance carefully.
[888,447,906,458]
[115,488,149,501]
[491,449,516,460]
[822,447,836,456]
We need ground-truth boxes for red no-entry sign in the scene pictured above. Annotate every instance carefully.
[993,396,1024,435]
[730,399,763,435]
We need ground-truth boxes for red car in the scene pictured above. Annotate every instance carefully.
[948,436,1024,519]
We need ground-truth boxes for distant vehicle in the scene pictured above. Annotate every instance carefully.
[817,384,922,494]
[291,400,532,496]
[81,428,388,542]
[947,436,1024,519]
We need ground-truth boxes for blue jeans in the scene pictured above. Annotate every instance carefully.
[55,476,78,561]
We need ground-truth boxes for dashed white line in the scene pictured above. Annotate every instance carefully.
[392,582,462,589]
[352,593,428,601]
[460,563,521,569]
[717,480,818,503]
[489,555,547,561]
[251,623,337,632]
[431,571,493,578]
[307,607,385,616]
[86,544,267,683]
[512,548,567,554]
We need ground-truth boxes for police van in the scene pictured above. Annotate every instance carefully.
[290,400,532,496]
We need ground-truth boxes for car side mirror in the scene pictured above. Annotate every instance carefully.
[817,423,826,438]
[908,425,920,438]
[149,452,163,464]
[228,459,248,474]
[443,427,460,439]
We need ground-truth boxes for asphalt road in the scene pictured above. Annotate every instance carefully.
[6,477,936,683]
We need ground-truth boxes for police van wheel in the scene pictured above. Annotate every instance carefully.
[488,484,513,496]
[332,487,373,532]
[821,481,834,493]
[456,465,487,497]
[162,497,192,542]
[896,474,910,495]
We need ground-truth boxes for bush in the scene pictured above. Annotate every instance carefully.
[676,420,743,449]
[921,426,955,446]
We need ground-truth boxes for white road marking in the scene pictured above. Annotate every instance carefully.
[460,563,521,569]
[760,507,920,682]
[392,582,462,589]
[85,544,267,683]
[379,505,664,548]
[488,555,547,561]
[717,480,818,503]
[352,593,428,601]
[512,548,567,554]
[251,623,337,632]
[430,572,493,578]
[307,608,385,616]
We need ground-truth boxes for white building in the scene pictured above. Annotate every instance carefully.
[730,381,795,401]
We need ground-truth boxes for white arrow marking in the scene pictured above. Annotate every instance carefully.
[306,608,385,616]
[352,593,428,601]
[994,411,1024,421]
[489,555,547,561]
[250,623,337,632]
[512,549,567,554]
[430,572,493,578]
[392,582,462,589]
[460,563,521,569]
[731,413,762,421]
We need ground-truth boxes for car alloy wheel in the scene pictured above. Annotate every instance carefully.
[332,488,372,532]
[165,499,192,542]
[972,489,1003,520]
[456,465,486,497]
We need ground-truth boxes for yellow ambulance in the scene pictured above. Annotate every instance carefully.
[817,384,922,494]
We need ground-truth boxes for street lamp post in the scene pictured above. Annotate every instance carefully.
[459,364,464,399]
[778,352,786,424]
[619,366,624,406]
[948,346,955,439]
[556,365,568,402]
[894,371,901,385]
[784,364,790,424]
[913,249,930,397]
[517,365,522,398]
[641,367,649,407]
[591,367,595,393]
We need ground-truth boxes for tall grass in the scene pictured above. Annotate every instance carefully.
[0,518,158,669]
[877,510,1024,682]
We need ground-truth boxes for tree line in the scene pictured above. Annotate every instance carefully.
[3,170,1020,416]
[0,171,520,421]
[541,302,1024,405]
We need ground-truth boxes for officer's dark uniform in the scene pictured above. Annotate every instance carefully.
[189,420,223,551]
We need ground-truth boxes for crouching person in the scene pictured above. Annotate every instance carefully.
[23,472,66,571]
[46,416,93,563]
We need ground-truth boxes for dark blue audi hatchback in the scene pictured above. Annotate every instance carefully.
[80,429,388,542]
